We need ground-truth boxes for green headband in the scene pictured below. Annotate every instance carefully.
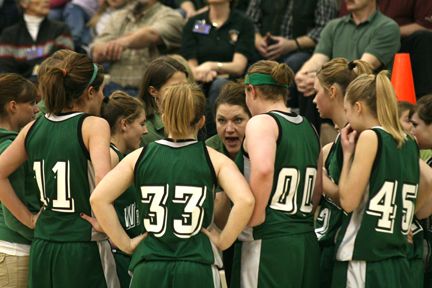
[244,73,289,88]
[88,63,98,86]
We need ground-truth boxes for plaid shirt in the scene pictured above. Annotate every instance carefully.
[246,0,338,42]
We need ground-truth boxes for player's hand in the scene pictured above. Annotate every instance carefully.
[124,233,148,255]
[340,124,358,157]
[30,208,42,229]
[407,230,413,244]
[202,226,229,251]
[80,213,104,233]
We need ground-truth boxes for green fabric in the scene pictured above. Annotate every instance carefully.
[231,232,320,288]
[320,244,336,288]
[130,140,219,271]
[420,149,432,163]
[244,73,289,88]
[315,134,343,246]
[331,258,410,288]
[29,239,108,288]
[110,144,143,239]
[0,128,38,244]
[241,111,320,239]
[335,128,419,261]
[205,134,226,155]
[315,11,400,67]
[26,113,101,242]
[130,260,218,288]
[141,113,164,146]
[113,250,132,288]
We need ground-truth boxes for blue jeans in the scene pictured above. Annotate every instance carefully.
[63,3,92,51]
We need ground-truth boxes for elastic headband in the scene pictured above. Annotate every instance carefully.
[88,63,98,86]
[244,73,289,88]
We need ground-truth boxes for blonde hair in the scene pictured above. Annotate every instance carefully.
[160,83,206,138]
[317,58,372,95]
[346,71,405,146]
[247,60,294,102]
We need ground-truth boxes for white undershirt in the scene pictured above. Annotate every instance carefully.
[24,14,44,41]
[0,240,30,256]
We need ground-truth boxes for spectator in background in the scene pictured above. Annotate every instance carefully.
[0,0,21,34]
[340,0,432,98]
[47,0,68,20]
[0,0,74,79]
[181,0,254,135]
[246,0,337,130]
[176,0,249,19]
[88,0,130,37]
[91,0,184,96]
[62,0,99,52]
[295,0,400,130]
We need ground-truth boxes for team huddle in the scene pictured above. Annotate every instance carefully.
[0,50,431,288]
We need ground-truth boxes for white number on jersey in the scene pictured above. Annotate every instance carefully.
[33,160,75,213]
[315,207,331,240]
[270,167,317,214]
[366,181,417,234]
[140,185,206,238]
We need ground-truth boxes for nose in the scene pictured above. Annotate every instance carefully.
[33,104,40,114]
[226,121,235,132]
[142,124,148,135]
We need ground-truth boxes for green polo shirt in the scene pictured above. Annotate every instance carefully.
[315,11,400,67]
[141,113,165,146]
[181,9,255,65]
[205,134,228,156]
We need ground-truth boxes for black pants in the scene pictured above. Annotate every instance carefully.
[400,30,432,98]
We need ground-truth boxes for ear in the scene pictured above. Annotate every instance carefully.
[329,84,337,100]
[120,118,128,132]
[148,86,159,98]
[86,86,96,100]
[246,84,257,99]
[197,115,206,129]
[7,101,17,114]
[354,101,362,114]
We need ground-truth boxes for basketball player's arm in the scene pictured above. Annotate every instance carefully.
[83,117,112,185]
[414,160,432,219]
[0,122,38,229]
[90,148,146,254]
[203,148,254,251]
[245,115,278,227]
[338,129,378,213]
[321,143,339,203]
[312,150,323,213]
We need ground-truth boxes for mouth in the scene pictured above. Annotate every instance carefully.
[224,136,240,147]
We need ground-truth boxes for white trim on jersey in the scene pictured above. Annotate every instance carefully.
[45,112,84,122]
[240,239,262,288]
[336,185,370,261]
[271,111,303,124]
[155,139,198,148]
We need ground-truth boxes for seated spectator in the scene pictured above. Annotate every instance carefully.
[340,0,432,98]
[180,0,254,135]
[91,0,184,96]
[295,0,400,130]
[63,0,99,52]
[176,0,249,18]
[0,0,21,34]
[0,0,74,79]
[47,0,69,20]
[88,0,130,37]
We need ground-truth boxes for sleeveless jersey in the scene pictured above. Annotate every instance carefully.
[315,134,344,246]
[240,111,320,240]
[25,113,105,242]
[0,129,39,244]
[110,144,142,239]
[130,139,221,271]
[335,127,420,261]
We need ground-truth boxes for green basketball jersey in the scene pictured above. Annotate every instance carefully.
[239,111,320,240]
[315,134,344,246]
[335,127,419,261]
[25,113,105,242]
[130,139,222,271]
[110,144,142,239]
[0,129,39,244]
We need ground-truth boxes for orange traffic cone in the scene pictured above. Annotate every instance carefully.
[391,53,416,104]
